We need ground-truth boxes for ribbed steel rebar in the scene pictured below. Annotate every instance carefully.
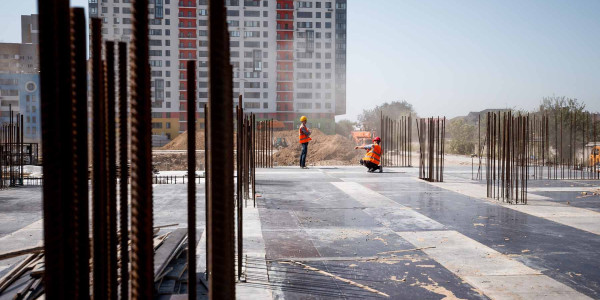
[117,41,130,300]
[130,0,154,298]
[208,0,236,297]
[187,60,197,299]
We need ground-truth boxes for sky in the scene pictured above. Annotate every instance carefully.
[1,0,599,121]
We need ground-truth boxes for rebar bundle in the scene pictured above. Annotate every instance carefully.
[484,111,529,204]
[255,119,274,168]
[477,110,600,184]
[0,105,27,189]
[34,0,240,298]
[417,117,446,182]
[379,112,413,167]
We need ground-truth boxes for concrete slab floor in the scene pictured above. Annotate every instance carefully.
[0,166,599,299]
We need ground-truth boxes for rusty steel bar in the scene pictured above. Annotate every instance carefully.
[117,41,130,300]
[208,0,236,297]
[236,95,242,281]
[38,0,81,295]
[91,18,110,300]
[71,8,91,299]
[106,41,119,299]
[204,102,210,280]
[187,60,197,299]
[130,0,154,297]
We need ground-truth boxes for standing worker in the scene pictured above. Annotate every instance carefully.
[355,137,382,173]
[299,115,311,169]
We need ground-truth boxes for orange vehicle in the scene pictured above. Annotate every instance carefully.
[351,131,373,146]
[590,146,600,167]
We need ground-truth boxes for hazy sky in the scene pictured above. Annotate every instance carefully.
[2,0,599,121]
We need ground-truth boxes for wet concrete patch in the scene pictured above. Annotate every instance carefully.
[295,208,379,228]
[267,258,489,299]
[378,182,600,298]
[262,229,320,259]
[302,227,415,258]
[529,191,600,212]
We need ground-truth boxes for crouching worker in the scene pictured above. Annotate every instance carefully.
[355,137,382,173]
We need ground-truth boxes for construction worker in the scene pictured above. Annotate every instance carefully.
[355,137,382,173]
[299,115,311,169]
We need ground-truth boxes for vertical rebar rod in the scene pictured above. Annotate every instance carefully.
[38,0,79,296]
[117,41,129,300]
[106,41,119,300]
[70,8,91,299]
[91,18,109,300]
[204,103,210,279]
[187,60,197,299]
[208,0,236,297]
[236,95,242,280]
[130,0,154,297]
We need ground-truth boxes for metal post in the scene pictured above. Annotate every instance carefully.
[208,0,236,297]
[38,0,81,296]
[117,41,129,300]
[187,60,197,299]
[91,18,109,300]
[130,0,154,297]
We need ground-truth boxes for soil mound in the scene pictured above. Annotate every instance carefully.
[160,128,364,166]
[273,129,364,166]
[161,131,205,150]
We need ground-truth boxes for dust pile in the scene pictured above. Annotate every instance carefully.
[272,129,364,166]
[156,128,365,168]
[152,153,205,171]
[161,130,206,150]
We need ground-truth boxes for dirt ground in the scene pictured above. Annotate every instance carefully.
[272,129,364,166]
[154,128,477,170]
[161,131,206,150]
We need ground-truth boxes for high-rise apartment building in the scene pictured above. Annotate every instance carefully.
[89,0,346,139]
[0,14,41,142]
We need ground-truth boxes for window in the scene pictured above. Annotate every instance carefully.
[298,1,312,8]
[244,31,260,37]
[244,101,260,109]
[244,92,260,99]
[244,21,260,27]
[297,102,312,109]
[244,10,260,17]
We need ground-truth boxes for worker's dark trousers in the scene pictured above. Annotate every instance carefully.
[300,142,308,167]
[360,159,380,171]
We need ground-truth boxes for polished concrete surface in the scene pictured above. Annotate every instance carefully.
[1,166,599,299]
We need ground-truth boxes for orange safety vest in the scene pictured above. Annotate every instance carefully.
[299,126,312,143]
[363,144,381,165]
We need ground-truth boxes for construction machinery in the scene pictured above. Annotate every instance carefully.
[590,146,600,167]
[351,130,373,146]
[273,137,288,149]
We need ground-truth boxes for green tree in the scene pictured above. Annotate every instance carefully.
[358,101,416,131]
[335,119,355,138]
[537,96,592,160]
[448,118,476,155]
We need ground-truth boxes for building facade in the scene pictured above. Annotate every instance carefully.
[0,14,41,142]
[89,0,346,139]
